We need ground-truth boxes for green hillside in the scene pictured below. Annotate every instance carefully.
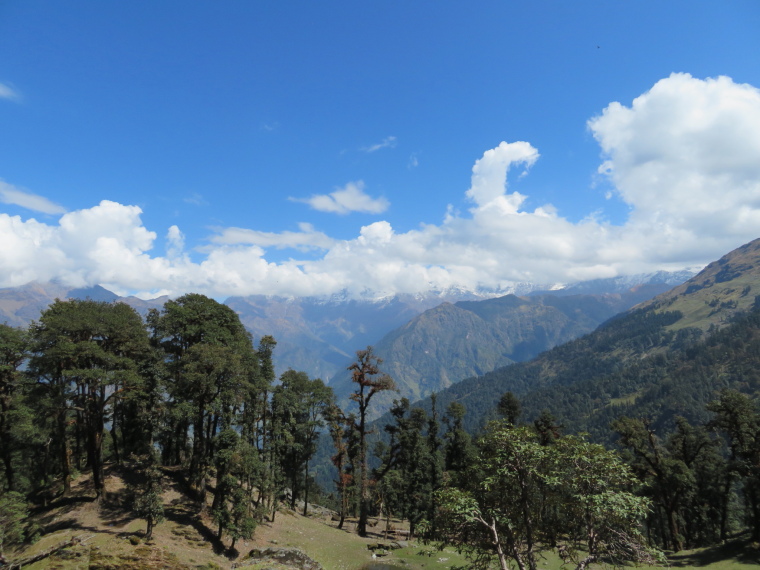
[399,238,760,440]
[332,286,672,421]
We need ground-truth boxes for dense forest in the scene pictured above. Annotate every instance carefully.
[1,293,760,570]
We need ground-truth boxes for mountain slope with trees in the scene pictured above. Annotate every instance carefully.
[401,237,760,440]
[331,285,676,420]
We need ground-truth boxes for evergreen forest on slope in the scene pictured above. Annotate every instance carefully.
[1,240,760,568]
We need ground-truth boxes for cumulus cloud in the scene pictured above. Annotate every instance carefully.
[588,72,760,261]
[465,141,539,208]
[166,225,186,259]
[290,181,390,215]
[0,82,20,101]
[2,74,760,299]
[0,181,67,215]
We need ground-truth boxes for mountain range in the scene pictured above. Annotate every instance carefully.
[396,237,760,442]
[330,283,683,419]
[0,272,692,409]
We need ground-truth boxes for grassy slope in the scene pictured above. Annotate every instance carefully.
[11,466,471,570]
[11,465,758,569]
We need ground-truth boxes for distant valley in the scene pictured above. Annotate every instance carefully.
[1,271,694,422]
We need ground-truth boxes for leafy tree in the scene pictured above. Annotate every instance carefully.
[533,409,562,446]
[497,391,522,426]
[226,483,259,551]
[0,325,29,492]
[436,425,551,570]
[0,491,28,559]
[348,347,395,537]
[148,294,254,500]
[211,427,262,549]
[129,451,165,540]
[551,436,661,569]
[435,422,659,570]
[29,299,149,499]
[612,416,691,551]
[211,427,239,539]
[270,370,332,515]
[666,417,727,546]
[323,403,354,529]
[707,389,760,541]
[443,402,476,487]
[377,399,436,537]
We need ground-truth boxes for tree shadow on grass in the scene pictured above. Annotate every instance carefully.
[98,486,135,527]
[669,536,760,567]
[161,468,227,555]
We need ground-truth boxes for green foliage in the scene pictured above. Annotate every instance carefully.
[28,299,150,498]
[707,390,760,541]
[443,402,476,487]
[0,490,28,555]
[497,391,521,425]
[129,452,165,540]
[148,293,256,502]
[435,422,661,570]
[0,324,31,492]
[333,290,661,421]
[271,370,333,511]
[377,398,440,537]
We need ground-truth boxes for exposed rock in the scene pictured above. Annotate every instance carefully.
[245,547,323,570]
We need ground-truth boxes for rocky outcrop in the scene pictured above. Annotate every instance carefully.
[242,547,323,570]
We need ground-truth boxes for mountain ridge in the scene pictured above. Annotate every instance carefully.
[1,272,694,385]
[392,237,760,441]
[330,283,686,420]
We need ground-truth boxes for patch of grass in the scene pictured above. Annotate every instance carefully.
[608,389,643,406]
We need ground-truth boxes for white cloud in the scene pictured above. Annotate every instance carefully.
[209,223,336,251]
[166,225,185,259]
[588,72,760,262]
[465,141,539,208]
[290,181,390,215]
[362,136,397,153]
[0,181,67,215]
[2,74,760,299]
[0,83,20,101]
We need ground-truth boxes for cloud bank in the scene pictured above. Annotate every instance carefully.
[2,73,759,300]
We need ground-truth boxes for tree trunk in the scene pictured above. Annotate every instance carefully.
[89,410,106,500]
[110,416,121,466]
[1,421,14,490]
[487,516,517,570]
[358,404,369,537]
[59,410,72,496]
[574,555,597,570]
[302,460,309,517]
[666,505,683,552]
[749,484,760,542]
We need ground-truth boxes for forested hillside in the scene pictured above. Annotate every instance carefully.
[2,242,760,569]
[330,285,675,420]
[401,238,760,440]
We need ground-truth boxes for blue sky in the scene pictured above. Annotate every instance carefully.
[1,1,760,299]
